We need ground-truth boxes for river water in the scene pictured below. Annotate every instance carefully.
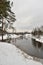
[12,34,43,59]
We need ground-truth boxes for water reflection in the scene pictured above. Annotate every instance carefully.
[32,38,42,49]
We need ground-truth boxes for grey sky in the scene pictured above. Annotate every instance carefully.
[11,0,43,31]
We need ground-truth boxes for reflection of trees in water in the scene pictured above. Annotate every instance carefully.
[32,38,42,48]
[32,38,36,47]
[38,43,42,48]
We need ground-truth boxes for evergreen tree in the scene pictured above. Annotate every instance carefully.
[0,0,16,41]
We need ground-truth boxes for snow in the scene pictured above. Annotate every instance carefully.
[40,36,43,42]
[0,42,42,65]
[36,39,43,43]
[23,34,32,39]
[32,36,43,43]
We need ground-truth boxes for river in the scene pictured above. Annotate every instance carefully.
[12,34,43,59]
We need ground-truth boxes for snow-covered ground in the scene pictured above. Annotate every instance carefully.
[0,42,42,65]
[32,35,43,43]
[40,36,43,42]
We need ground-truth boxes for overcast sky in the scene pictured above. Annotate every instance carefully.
[11,0,43,31]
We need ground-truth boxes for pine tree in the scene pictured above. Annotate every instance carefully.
[0,0,16,41]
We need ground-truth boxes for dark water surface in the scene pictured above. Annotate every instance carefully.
[12,34,43,59]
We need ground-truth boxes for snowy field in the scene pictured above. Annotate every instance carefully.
[0,42,42,65]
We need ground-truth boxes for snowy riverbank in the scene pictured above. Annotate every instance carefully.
[0,42,42,65]
[32,35,43,43]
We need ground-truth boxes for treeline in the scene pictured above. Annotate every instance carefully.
[31,26,43,36]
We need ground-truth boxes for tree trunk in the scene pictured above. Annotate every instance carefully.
[2,18,3,41]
